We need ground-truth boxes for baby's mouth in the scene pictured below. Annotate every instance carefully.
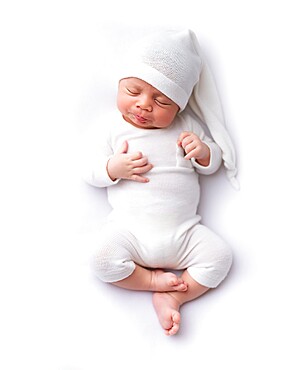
[134,114,147,123]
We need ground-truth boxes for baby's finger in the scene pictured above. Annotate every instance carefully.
[183,141,198,154]
[184,151,195,160]
[177,131,191,145]
[132,156,149,168]
[133,163,153,175]
[130,174,150,183]
[130,151,143,160]
[184,147,201,160]
[181,136,194,149]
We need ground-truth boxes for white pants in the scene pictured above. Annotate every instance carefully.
[92,221,232,288]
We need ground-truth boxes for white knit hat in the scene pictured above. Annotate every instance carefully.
[119,29,239,189]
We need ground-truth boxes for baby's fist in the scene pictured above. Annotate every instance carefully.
[177,131,210,166]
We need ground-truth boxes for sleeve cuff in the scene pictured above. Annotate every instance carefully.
[82,155,120,187]
[92,155,120,187]
[191,141,222,175]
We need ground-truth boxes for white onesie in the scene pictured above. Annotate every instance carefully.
[82,109,232,288]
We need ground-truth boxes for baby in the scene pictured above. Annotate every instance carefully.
[82,29,238,335]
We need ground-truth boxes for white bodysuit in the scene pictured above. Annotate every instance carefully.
[82,110,232,288]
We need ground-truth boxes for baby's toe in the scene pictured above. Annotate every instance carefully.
[166,312,181,336]
[172,279,188,291]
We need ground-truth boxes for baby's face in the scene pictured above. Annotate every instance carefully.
[117,78,179,129]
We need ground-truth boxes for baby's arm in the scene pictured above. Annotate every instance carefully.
[107,141,153,183]
[177,131,210,166]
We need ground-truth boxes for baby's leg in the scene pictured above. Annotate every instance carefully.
[153,270,209,336]
[93,224,187,292]
[113,265,188,292]
[153,224,233,335]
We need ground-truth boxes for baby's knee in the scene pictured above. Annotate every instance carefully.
[92,243,115,281]
[188,230,233,288]
[215,240,233,275]
[204,239,233,288]
[92,234,136,283]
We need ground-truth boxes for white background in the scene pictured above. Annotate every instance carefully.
[1,1,294,369]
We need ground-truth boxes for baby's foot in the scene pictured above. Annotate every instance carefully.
[152,292,181,336]
[150,270,188,292]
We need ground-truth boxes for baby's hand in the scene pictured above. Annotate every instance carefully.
[107,141,153,183]
[177,131,210,166]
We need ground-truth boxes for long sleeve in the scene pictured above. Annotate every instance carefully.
[80,122,117,188]
[180,109,222,175]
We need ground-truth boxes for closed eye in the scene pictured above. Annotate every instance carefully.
[126,88,139,95]
[155,99,171,106]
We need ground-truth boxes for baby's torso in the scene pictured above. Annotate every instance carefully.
[107,113,201,232]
